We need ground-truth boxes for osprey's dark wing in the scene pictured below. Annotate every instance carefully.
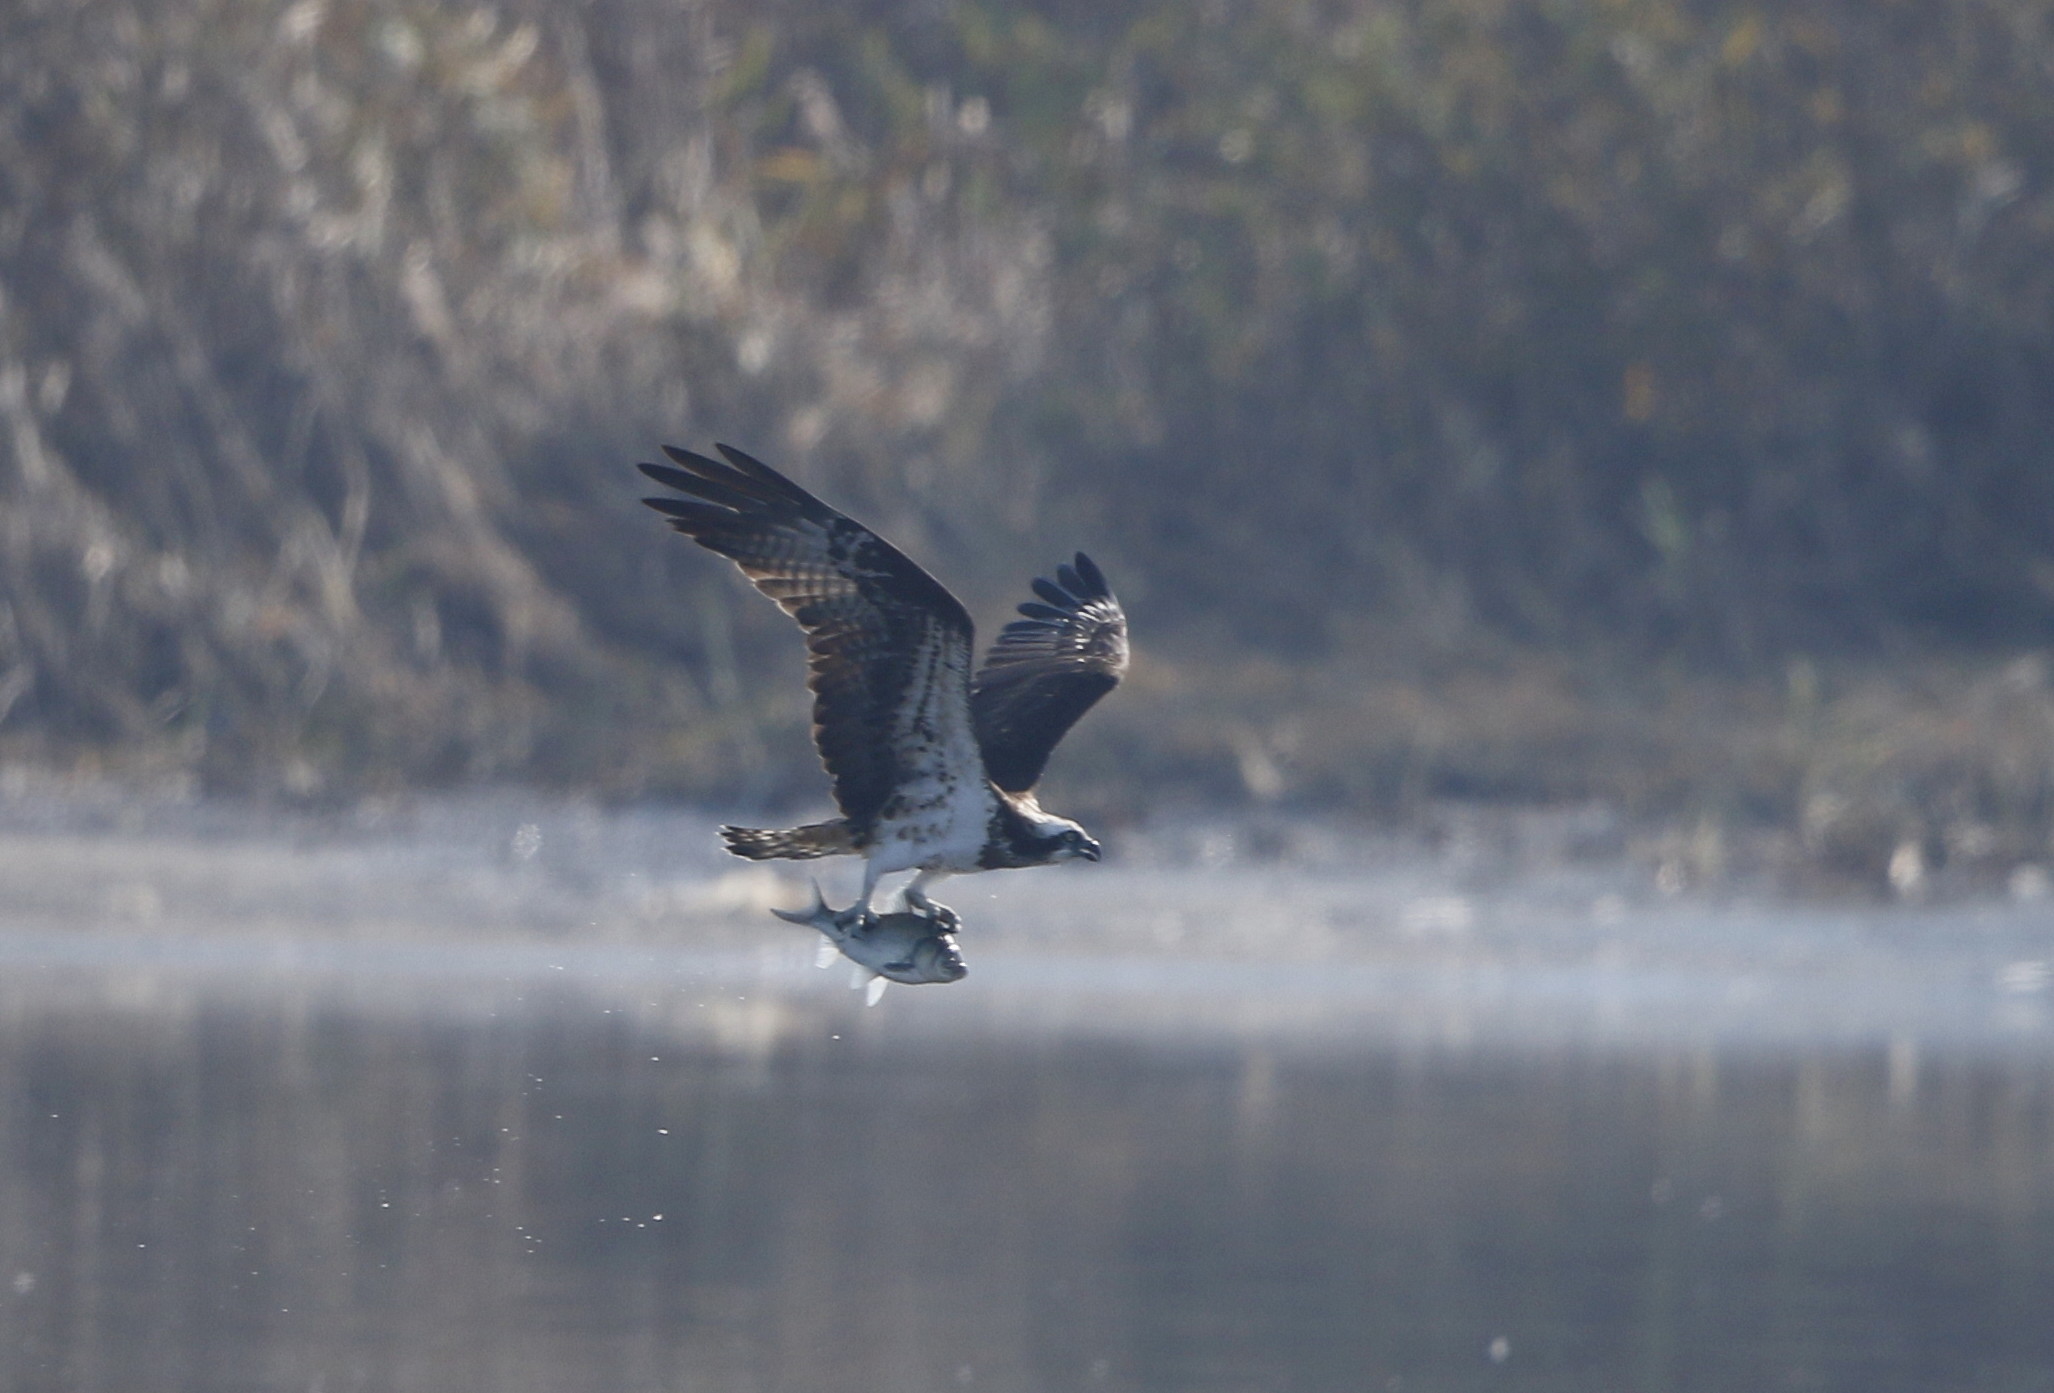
[971,553,1128,792]
[640,445,976,832]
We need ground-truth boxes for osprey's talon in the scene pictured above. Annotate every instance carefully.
[905,890,961,933]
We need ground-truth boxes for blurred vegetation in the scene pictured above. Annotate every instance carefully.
[4,0,2054,886]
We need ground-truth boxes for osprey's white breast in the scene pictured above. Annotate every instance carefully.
[866,621,994,876]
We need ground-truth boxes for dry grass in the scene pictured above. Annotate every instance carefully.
[1063,640,2054,899]
[4,0,2054,905]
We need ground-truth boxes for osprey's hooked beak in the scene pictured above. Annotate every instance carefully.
[1077,836,1102,862]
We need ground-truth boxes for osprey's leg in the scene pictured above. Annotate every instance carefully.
[904,871,961,932]
[848,857,886,924]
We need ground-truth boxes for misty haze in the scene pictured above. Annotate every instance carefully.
[3,0,2053,1388]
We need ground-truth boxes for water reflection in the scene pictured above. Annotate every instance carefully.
[0,971,2048,1393]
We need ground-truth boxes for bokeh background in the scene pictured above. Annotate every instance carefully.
[7,0,2054,888]
[5,7,2054,1391]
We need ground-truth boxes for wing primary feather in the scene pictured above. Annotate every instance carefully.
[714,442,784,478]
[715,443,824,509]
[638,443,978,831]
[658,445,733,480]
[642,495,710,519]
[653,446,827,516]
[638,463,761,511]
[645,499,737,529]
[639,461,699,490]
[971,555,1129,791]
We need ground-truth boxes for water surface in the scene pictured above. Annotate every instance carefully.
[0,795,2048,1391]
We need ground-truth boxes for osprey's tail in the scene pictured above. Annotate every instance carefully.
[721,820,856,861]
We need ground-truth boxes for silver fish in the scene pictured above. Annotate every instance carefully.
[773,885,969,986]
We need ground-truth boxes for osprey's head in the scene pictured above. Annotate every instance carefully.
[1044,823,1101,863]
[1003,798,1103,867]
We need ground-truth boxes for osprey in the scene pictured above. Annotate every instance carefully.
[639,443,1128,926]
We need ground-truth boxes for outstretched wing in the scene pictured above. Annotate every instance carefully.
[639,444,977,833]
[970,553,1128,792]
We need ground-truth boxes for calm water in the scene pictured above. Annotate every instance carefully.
[0,964,2049,1393]
[0,796,2049,1391]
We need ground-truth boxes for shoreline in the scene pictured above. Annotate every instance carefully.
[0,783,2044,1055]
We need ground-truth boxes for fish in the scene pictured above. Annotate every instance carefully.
[773,884,969,991]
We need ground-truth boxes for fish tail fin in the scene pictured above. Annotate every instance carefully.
[721,820,856,861]
[771,880,829,925]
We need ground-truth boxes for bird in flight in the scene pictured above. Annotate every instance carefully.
[639,444,1128,929]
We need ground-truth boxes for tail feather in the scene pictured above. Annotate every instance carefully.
[721,820,855,861]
